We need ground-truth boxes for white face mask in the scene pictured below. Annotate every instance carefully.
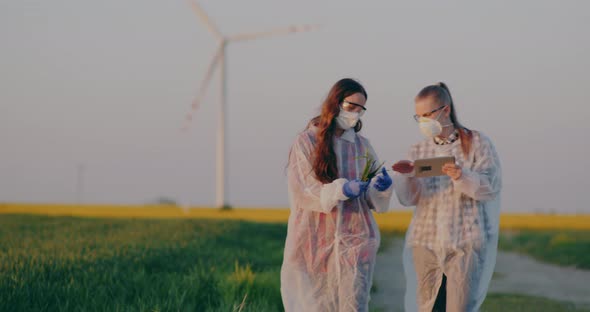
[336,110,360,130]
[418,110,451,138]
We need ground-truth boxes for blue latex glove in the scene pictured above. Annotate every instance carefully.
[373,167,393,191]
[342,179,369,199]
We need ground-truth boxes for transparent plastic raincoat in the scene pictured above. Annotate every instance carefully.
[281,126,393,312]
[395,131,502,312]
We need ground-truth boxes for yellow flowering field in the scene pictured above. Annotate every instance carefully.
[1,203,588,231]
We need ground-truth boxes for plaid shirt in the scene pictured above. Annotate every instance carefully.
[395,131,502,249]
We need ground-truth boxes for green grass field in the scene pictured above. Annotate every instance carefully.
[0,215,285,311]
[1,215,588,311]
[481,293,589,312]
[499,230,590,269]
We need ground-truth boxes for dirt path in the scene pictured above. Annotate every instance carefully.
[371,238,406,312]
[490,250,590,306]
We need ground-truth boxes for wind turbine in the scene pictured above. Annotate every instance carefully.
[182,0,319,209]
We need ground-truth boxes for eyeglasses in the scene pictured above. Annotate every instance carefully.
[413,105,447,122]
[341,101,367,116]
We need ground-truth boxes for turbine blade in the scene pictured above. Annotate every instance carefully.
[228,24,320,42]
[187,0,224,40]
[181,44,224,130]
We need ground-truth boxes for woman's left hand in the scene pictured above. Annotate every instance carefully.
[374,167,393,191]
[442,163,463,180]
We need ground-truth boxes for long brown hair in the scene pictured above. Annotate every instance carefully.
[308,78,367,183]
[416,82,473,157]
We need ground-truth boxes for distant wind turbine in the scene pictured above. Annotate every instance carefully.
[182,0,319,208]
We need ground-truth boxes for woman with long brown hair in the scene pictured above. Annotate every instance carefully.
[392,82,502,311]
[281,78,393,311]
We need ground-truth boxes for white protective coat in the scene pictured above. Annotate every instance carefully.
[281,126,393,312]
[396,131,502,312]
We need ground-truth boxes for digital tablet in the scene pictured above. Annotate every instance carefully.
[413,156,456,177]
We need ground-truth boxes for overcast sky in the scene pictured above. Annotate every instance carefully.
[2,0,589,213]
